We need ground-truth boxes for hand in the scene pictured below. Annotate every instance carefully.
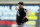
[15,7,19,10]
[25,16,27,18]
[24,16,27,19]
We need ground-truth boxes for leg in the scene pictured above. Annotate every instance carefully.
[18,25,21,27]
[21,22,27,27]
[16,23,21,27]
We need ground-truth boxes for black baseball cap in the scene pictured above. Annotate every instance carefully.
[18,1,24,5]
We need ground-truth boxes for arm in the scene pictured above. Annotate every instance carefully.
[24,9,29,18]
[26,9,29,17]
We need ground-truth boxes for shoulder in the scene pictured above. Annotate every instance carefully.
[24,9,29,12]
[24,8,27,10]
[23,8,26,10]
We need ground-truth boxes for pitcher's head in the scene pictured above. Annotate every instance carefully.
[18,1,24,8]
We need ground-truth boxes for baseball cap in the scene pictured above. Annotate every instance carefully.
[18,1,24,5]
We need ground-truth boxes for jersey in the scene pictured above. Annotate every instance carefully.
[16,8,28,25]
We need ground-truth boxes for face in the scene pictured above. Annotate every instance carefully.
[18,4,23,8]
[18,4,21,8]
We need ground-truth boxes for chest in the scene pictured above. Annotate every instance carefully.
[17,9,26,16]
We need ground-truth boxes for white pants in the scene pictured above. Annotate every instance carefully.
[16,22,27,27]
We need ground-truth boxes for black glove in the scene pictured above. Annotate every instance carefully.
[22,18,28,23]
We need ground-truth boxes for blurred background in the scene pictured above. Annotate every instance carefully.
[0,0,39,27]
